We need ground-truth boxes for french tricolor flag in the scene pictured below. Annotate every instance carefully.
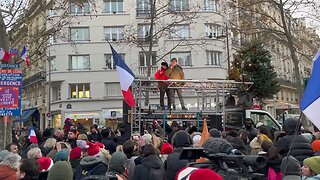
[28,126,38,144]
[20,46,30,67]
[301,49,320,129]
[110,44,135,107]
[0,48,10,61]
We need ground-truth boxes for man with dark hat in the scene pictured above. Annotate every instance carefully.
[154,61,171,110]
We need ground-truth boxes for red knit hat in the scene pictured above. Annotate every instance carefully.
[176,167,223,180]
[70,147,82,160]
[37,157,54,172]
[161,143,173,154]
[87,142,100,156]
[312,140,320,152]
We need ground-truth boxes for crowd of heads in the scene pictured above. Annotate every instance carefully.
[0,117,320,180]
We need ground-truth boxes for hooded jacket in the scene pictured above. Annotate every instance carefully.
[275,119,313,163]
[132,155,164,180]
[73,156,108,179]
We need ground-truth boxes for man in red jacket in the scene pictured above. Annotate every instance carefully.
[154,62,171,110]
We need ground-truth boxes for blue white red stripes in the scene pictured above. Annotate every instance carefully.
[301,49,320,129]
[28,126,38,144]
[110,44,135,107]
[0,48,10,61]
[20,46,30,67]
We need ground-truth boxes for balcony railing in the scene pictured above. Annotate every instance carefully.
[138,66,158,76]
[136,9,151,17]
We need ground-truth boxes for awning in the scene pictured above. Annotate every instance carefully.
[15,108,39,122]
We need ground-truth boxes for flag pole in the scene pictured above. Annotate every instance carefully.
[282,112,303,176]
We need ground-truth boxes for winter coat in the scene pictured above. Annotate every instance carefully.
[73,156,108,180]
[302,174,320,180]
[154,68,169,89]
[165,150,188,180]
[165,65,184,80]
[70,158,81,170]
[101,138,117,154]
[275,134,313,164]
[126,156,138,180]
[132,155,164,180]
[225,135,249,155]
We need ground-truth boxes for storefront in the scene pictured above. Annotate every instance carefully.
[102,109,123,131]
[65,112,100,129]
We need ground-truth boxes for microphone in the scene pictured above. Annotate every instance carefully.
[203,138,237,154]
[221,143,243,155]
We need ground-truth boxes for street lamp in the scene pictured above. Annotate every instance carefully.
[217,24,231,73]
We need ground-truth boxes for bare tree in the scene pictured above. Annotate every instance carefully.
[230,0,320,130]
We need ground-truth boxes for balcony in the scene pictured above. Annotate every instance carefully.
[22,71,46,88]
[138,66,158,76]
[136,9,151,18]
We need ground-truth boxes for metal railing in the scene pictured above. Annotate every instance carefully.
[130,79,253,134]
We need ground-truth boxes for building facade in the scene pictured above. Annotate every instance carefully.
[48,0,229,129]
[230,0,319,118]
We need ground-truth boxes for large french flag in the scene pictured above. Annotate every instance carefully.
[0,48,10,61]
[110,44,135,107]
[28,126,38,144]
[20,46,30,67]
[301,49,320,129]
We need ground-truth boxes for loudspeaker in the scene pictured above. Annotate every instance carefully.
[208,115,223,131]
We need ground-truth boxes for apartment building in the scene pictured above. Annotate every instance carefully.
[230,0,319,117]
[47,0,229,128]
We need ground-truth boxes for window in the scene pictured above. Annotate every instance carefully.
[105,83,121,97]
[138,24,153,39]
[104,26,124,41]
[204,0,218,12]
[137,0,151,16]
[50,56,58,71]
[139,52,156,67]
[70,84,90,99]
[70,0,90,14]
[48,36,57,44]
[105,53,125,70]
[52,84,61,101]
[70,27,90,42]
[104,0,124,14]
[69,55,90,70]
[206,51,222,66]
[205,24,222,38]
[170,0,189,11]
[170,52,192,66]
[169,25,190,39]
[250,112,280,131]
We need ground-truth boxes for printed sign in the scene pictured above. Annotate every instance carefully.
[0,65,22,116]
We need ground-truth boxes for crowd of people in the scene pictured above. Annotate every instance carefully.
[0,117,320,180]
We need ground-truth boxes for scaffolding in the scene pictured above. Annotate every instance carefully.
[130,79,253,135]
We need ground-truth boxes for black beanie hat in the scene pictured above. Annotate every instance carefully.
[172,130,192,148]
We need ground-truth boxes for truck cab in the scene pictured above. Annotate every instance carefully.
[224,108,282,133]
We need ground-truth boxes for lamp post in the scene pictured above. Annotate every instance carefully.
[47,53,52,127]
[217,23,231,74]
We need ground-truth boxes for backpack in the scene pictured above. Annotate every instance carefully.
[143,164,165,180]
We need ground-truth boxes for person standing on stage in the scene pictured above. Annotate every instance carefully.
[166,58,187,110]
[154,61,171,110]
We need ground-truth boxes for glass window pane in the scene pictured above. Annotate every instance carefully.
[70,85,77,98]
